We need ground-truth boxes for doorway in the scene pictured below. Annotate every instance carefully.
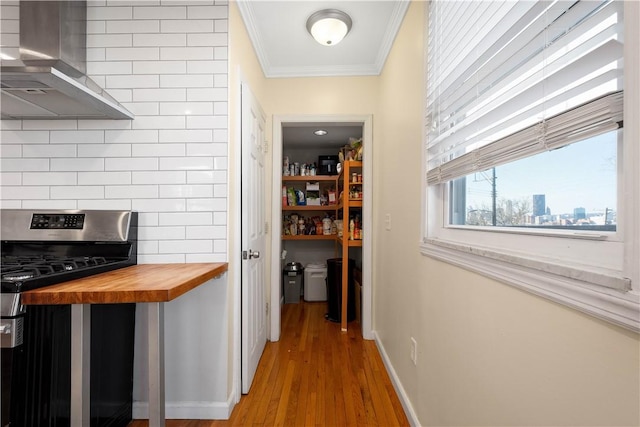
[270,115,373,341]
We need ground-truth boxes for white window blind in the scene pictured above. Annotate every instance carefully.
[426,0,624,185]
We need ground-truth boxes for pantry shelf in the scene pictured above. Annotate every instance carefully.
[282,205,339,211]
[282,175,338,182]
[282,235,338,241]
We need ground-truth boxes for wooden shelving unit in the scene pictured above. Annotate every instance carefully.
[337,160,363,331]
[280,162,363,332]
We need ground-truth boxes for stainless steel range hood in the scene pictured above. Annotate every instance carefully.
[0,1,133,120]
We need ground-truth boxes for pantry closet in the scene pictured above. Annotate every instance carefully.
[272,116,372,336]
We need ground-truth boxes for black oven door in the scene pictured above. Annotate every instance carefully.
[1,316,24,427]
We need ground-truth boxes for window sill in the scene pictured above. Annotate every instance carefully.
[420,238,640,333]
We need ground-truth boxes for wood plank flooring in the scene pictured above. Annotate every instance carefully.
[129,301,409,427]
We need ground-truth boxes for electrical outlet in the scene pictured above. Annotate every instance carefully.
[410,337,417,365]
[385,213,392,231]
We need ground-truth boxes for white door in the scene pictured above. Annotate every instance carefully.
[241,82,267,394]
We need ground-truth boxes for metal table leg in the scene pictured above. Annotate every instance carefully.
[146,302,166,427]
[71,304,90,427]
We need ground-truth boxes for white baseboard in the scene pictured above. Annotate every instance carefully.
[133,396,234,420]
[373,331,422,427]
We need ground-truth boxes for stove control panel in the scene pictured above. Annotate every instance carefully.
[30,213,85,230]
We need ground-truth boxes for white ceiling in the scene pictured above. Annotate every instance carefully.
[237,0,410,78]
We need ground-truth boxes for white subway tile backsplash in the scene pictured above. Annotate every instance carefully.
[133,88,186,102]
[132,171,186,185]
[186,170,226,184]
[133,61,186,75]
[160,20,214,33]
[213,183,226,197]
[213,211,226,225]
[213,129,228,143]
[213,239,226,253]
[107,20,160,34]
[213,156,227,170]
[160,74,213,88]
[132,198,186,212]
[132,144,185,157]
[139,226,185,240]
[160,47,213,61]
[187,197,225,212]
[139,212,159,226]
[107,75,160,89]
[187,115,226,129]
[88,6,133,20]
[0,145,21,157]
[22,200,78,210]
[105,157,158,171]
[1,186,49,199]
[160,129,212,143]
[0,121,21,131]
[87,61,133,75]
[22,145,76,158]
[51,186,105,200]
[88,33,133,48]
[214,19,227,33]
[186,142,225,157]
[133,33,186,47]
[187,33,226,47]
[159,212,212,225]
[132,116,185,130]
[2,159,49,172]
[78,171,131,185]
[0,201,22,209]
[105,185,159,199]
[187,88,227,102]
[187,253,224,263]
[0,172,21,186]
[87,47,107,61]
[106,47,159,61]
[186,225,225,239]
[51,158,104,172]
[159,157,212,171]
[1,1,228,261]
[51,131,105,144]
[78,144,132,158]
[21,121,77,131]
[133,6,186,20]
[77,199,132,210]
[159,239,212,253]
[139,253,185,263]
[186,60,226,74]
[105,130,159,143]
[160,184,212,198]
[138,240,159,254]
[160,102,213,116]
[214,46,227,60]
[87,20,107,34]
[187,5,226,19]
[120,102,160,116]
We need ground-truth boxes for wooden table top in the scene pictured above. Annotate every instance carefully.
[21,263,228,305]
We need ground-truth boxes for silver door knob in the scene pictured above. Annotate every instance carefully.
[249,250,260,259]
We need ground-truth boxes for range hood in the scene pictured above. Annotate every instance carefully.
[0,1,133,120]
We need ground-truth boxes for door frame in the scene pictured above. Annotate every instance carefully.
[270,114,374,341]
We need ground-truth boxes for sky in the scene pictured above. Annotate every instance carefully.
[466,130,617,216]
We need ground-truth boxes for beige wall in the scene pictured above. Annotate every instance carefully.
[230,1,640,425]
[375,1,640,426]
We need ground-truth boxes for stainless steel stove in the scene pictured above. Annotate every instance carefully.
[0,209,138,427]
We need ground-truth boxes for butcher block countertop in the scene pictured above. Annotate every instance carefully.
[21,263,228,305]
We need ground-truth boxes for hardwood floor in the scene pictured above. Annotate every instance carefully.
[129,301,409,426]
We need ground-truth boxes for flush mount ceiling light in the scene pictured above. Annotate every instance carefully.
[306,9,352,46]
[314,129,328,136]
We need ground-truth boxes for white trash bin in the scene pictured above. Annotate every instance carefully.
[304,262,327,302]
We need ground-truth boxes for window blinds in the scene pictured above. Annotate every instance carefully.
[426,0,624,186]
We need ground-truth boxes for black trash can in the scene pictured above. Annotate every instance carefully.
[325,258,356,322]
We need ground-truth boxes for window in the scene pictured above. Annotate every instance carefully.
[422,0,639,331]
